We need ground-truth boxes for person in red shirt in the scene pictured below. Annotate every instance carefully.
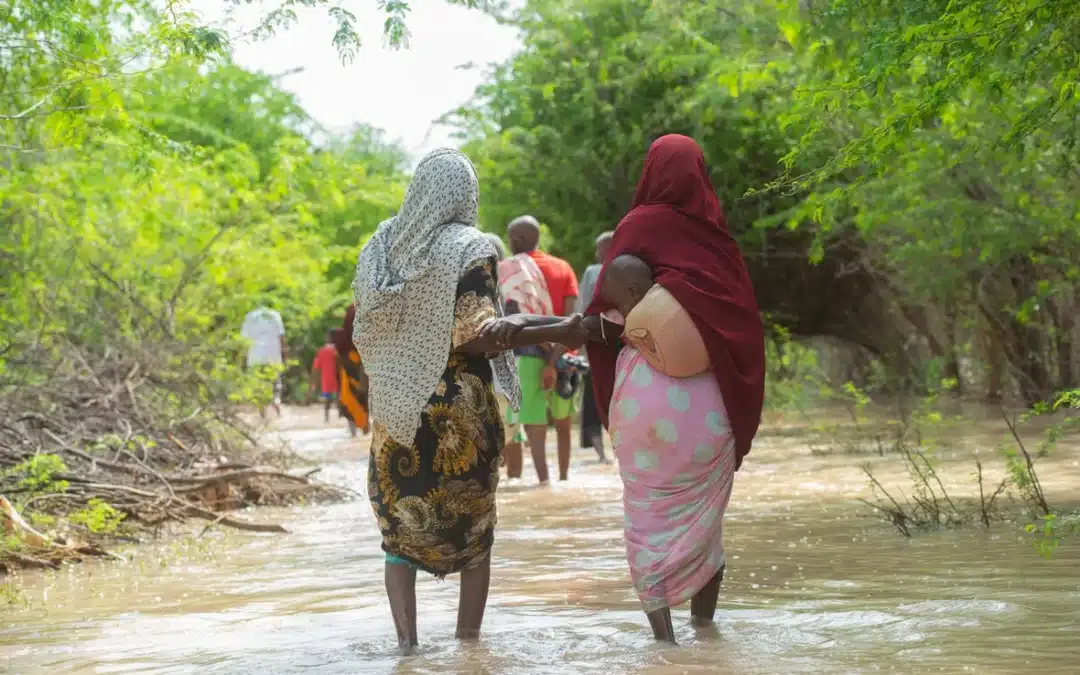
[507,215,580,481]
[310,331,340,423]
[510,217,579,316]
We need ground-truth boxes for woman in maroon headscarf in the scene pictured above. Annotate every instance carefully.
[586,134,764,641]
[482,134,765,642]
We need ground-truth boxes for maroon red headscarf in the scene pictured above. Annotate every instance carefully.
[334,304,357,358]
[586,134,766,463]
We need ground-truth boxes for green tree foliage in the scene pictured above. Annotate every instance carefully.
[781,0,1080,401]
[447,0,800,267]
[453,0,1080,402]
[191,0,506,59]
[1,0,407,410]
[783,0,1080,184]
[132,62,316,176]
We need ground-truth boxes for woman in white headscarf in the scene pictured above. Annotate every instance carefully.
[352,148,585,650]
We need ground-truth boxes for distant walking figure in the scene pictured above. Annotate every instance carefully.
[241,304,287,419]
[506,215,580,481]
[334,305,370,436]
[310,331,339,423]
[485,232,528,479]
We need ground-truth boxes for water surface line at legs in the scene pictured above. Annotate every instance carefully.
[504,441,523,478]
[588,429,607,462]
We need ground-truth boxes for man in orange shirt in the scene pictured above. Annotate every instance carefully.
[507,215,580,481]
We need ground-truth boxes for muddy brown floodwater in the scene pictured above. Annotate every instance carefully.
[2,406,1079,674]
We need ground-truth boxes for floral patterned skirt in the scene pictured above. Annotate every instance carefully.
[367,353,505,577]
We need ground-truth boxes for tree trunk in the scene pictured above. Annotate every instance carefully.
[984,327,1005,402]
[1050,293,1077,390]
[943,299,963,394]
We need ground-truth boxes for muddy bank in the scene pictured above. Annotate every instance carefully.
[1,404,351,574]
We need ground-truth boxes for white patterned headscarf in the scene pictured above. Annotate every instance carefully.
[352,148,521,445]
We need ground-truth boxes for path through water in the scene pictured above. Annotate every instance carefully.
[2,407,1079,674]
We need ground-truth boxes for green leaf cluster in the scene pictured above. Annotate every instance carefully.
[1,0,408,407]
[453,0,1080,401]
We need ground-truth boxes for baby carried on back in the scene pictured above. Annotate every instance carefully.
[600,254,709,378]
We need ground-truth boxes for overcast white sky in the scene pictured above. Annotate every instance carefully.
[189,1,520,164]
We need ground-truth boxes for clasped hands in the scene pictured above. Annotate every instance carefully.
[478,313,589,351]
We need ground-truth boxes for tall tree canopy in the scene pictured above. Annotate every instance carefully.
[1,0,409,402]
[451,0,1080,402]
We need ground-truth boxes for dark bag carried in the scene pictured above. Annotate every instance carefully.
[554,353,589,400]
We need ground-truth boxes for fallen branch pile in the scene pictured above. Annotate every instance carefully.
[1,344,352,573]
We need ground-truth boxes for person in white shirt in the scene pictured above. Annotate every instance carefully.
[241,305,287,418]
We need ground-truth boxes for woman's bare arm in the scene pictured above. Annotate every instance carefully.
[475,313,568,346]
[478,313,621,351]
[456,317,586,355]
[503,314,567,328]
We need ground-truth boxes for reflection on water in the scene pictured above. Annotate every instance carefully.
[2,408,1078,674]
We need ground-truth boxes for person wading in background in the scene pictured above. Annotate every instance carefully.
[506,215,579,482]
[241,303,287,419]
[484,232,529,480]
[310,330,340,423]
[493,230,553,482]
[576,230,614,462]
[334,306,370,437]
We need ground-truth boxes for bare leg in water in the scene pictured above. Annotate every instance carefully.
[643,566,725,643]
[385,555,493,649]
[554,417,572,480]
[525,425,550,483]
[384,561,418,652]
[504,441,523,478]
[587,429,608,463]
[690,566,724,625]
[456,554,491,639]
[645,607,676,642]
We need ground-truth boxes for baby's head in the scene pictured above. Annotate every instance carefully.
[602,254,654,317]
